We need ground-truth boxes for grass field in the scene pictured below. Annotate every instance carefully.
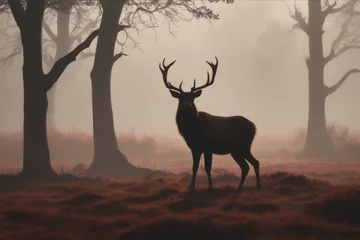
[1,124,360,240]
[1,172,360,240]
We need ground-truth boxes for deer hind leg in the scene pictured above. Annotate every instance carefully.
[245,151,262,190]
[204,152,213,189]
[231,152,249,191]
[188,150,202,191]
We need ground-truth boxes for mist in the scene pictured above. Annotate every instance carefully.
[3,2,360,239]
[1,0,360,141]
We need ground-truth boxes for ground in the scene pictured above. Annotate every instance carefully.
[1,126,360,239]
[1,168,360,240]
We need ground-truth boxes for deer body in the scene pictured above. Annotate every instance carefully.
[159,57,262,191]
[176,110,256,155]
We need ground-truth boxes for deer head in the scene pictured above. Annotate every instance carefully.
[159,57,218,112]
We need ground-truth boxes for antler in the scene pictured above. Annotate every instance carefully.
[191,57,219,93]
[159,58,184,93]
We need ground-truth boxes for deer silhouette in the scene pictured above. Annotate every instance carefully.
[159,57,262,191]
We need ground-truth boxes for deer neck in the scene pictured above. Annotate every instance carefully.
[175,105,199,138]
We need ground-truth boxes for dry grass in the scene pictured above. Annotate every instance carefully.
[0,173,360,240]
[1,124,360,239]
[0,128,190,174]
[1,123,360,182]
[1,123,360,173]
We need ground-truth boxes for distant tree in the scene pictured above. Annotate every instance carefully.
[0,1,99,128]
[85,0,232,177]
[0,0,99,179]
[42,3,99,128]
[290,0,360,158]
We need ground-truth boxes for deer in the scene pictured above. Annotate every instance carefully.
[159,57,262,191]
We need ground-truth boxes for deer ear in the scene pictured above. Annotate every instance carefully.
[193,90,202,98]
[170,90,180,98]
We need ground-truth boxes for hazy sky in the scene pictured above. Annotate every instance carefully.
[1,1,360,138]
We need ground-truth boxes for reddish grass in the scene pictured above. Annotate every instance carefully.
[1,173,360,240]
[1,125,360,239]
[1,123,360,177]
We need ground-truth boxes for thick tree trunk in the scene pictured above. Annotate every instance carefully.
[47,8,72,129]
[301,0,334,157]
[20,1,56,178]
[47,76,56,129]
[303,79,334,156]
[22,69,55,177]
[9,0,100,180]
[86,1,130,175]
[85,2,168,179]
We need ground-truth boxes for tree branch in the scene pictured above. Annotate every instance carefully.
[70,23,129,61]
[324,13,359,65]
[324,46,335,65]
[42,20,58,43]
[0,39,22,68]
[326,68,360,96]
[117,24,130,32]
[325,45,360,65]
[70,8,102,46]
[290,5,308,35]
[113,52,128,64]
[70,22,94,46]
[323,0,354,17]
[44,29,100,91]
[8,0,25,29]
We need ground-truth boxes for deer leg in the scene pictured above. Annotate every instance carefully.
[231,153,249,191]
[188,150,201,191]
[204,152,213,189]
[245,152,262,190]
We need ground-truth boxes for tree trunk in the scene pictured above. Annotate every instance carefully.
[303,78,334,156]
[86,1,130,175]
[9,0,100,179]
[22,68,55,177]
[47,7,72,129]
[301,0,334,157]
[85,1,166,179]
[20,1,56,178]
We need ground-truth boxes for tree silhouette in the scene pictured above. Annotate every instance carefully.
[290,0,360,158]
[42,2,99,128]
[0,1,99,128]
[85,0,232,178]
[0,0,100,179]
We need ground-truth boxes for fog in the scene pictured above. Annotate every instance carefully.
[1,0,360,139]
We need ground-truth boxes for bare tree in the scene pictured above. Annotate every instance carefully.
[42,3,100,128]
[290,0,360,158]
[85,0,232,178]
[0,0,100,179]
[0,1,99,128]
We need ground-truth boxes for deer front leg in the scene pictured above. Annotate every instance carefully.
[188,150,201,191]
[204,152,213,189]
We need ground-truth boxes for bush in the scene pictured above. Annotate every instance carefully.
[291,123,360,160]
